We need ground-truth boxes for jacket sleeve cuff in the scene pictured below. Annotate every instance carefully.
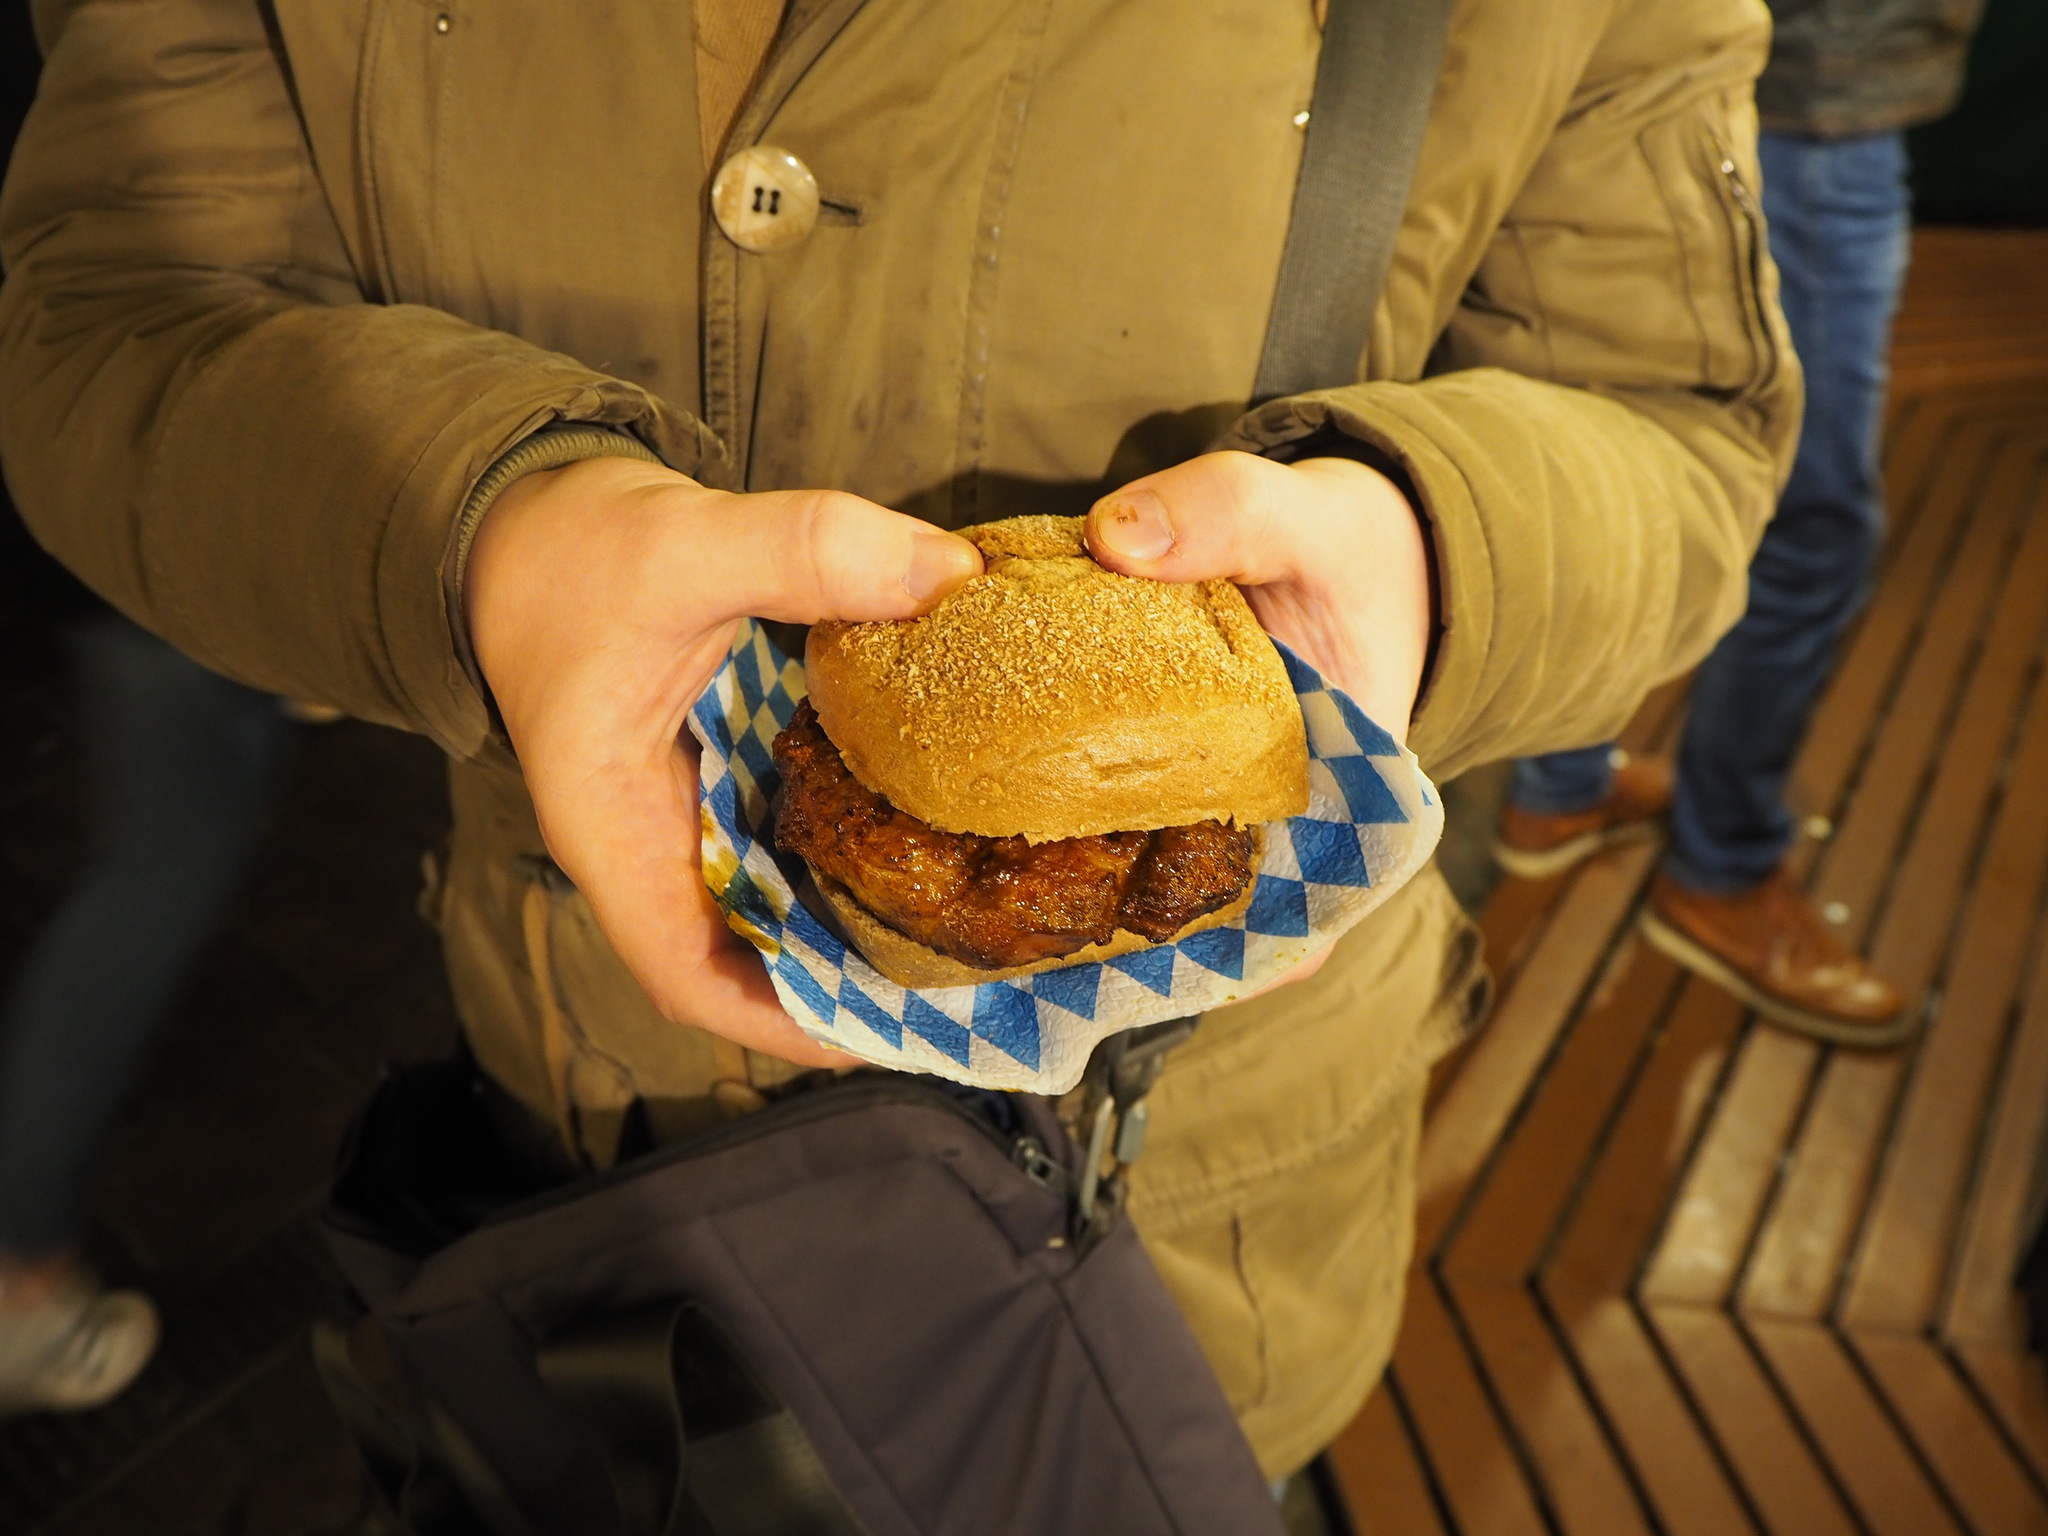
[1254,423,1443,707]
[444,422,665,713]
[1221,370,1765,785]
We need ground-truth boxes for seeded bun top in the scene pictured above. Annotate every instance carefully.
[804,515,1310,841]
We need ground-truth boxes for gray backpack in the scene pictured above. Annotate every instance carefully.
[317,1031,1286,1536]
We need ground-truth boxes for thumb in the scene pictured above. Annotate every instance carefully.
[1083,451,1301,586]
[700,488,983,625]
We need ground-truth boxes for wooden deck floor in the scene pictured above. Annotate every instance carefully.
[1325,228,2048,1536]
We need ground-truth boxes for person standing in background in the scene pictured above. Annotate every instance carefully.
[1495,0,1987,1049]
[0,577,294,1415]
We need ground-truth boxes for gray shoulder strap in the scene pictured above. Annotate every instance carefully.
[1251,0,1457,403]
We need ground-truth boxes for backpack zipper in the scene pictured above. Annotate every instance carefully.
[481,1074,1045,1230]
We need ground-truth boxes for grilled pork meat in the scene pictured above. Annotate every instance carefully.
[771,700,1256,969]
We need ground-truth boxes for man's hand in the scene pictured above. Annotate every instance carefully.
[466,455,983,1066]
[1087,449,1434,1003]
[1086,450,1432,745]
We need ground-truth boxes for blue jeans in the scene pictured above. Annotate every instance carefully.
[1510,130,1911,893]
[0,614,288,1256]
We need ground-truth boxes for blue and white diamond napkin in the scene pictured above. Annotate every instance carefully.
[691,618,1443,1095]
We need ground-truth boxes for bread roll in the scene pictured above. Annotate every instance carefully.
[806,515,1309,842]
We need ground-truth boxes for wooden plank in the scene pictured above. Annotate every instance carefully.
[1745,1316,1967,1536]
[1543,1284,1759,1536]
[1471,870,1577,1018]
[1547,976,1747,1294]
[1392,1279,1552,1536]
[1612,674,1690,767]
[1880,391,2048,556]
[1791,414,2015,820]
[1641,1027,1816,1306]
[1846,517,2048,1328]
[1893,321,2048,355]
[1892,233,2048,391]
[1325,1383,1450,1536]
[1740,431,2048,1320]
[1880,387,1987,553]
[1899,212,2048,354]
[1444,937,1681,1283]
[1426,846,1574,1125]
[1892,353,2048,394]
[1379,230,2048,1536]
[1643,429,2025,1313]
[1952,1344,2048,1490]
[1467,679,1691,1004]
[1613,505,2048,1515]
[1801,430,2048,938]
[1417,841,1661,1254]
[1852,1331,2048,1534]
[1428,678,1692,1120]
[1945,901,2048,1348]
[1649,1304,1863,1536]
[1883,387,1928,461]
[1445,1276,1655,1536]
[1432,841,1591,1121]
[1892,351,2048,394]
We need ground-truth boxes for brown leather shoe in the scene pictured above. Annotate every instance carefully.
[1493,751,1673,879]
[1639,868,1911,1047]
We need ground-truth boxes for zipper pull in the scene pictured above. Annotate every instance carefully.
[1716,152,1758,215]
[1013,1136,1067,1194]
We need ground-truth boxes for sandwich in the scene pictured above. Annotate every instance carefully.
[770,514,1310,988]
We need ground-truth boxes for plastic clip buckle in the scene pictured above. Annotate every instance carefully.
[1071,1016,1198,1251]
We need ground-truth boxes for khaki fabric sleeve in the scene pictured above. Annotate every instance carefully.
[1226,0,1800,785]
[0,0,725,757]
[444,425,665,712]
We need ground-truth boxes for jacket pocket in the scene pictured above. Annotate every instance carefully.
[433,838,641,1168]
[1640,92,1784,402]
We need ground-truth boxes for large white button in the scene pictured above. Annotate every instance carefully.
[711,146,820,254]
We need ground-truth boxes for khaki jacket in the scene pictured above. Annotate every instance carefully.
[0,0,1797,1476]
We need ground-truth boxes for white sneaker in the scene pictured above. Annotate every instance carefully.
[0,1274,159,1415]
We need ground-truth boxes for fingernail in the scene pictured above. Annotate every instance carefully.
[1093,491,1174,562]
[903,532,981,604]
